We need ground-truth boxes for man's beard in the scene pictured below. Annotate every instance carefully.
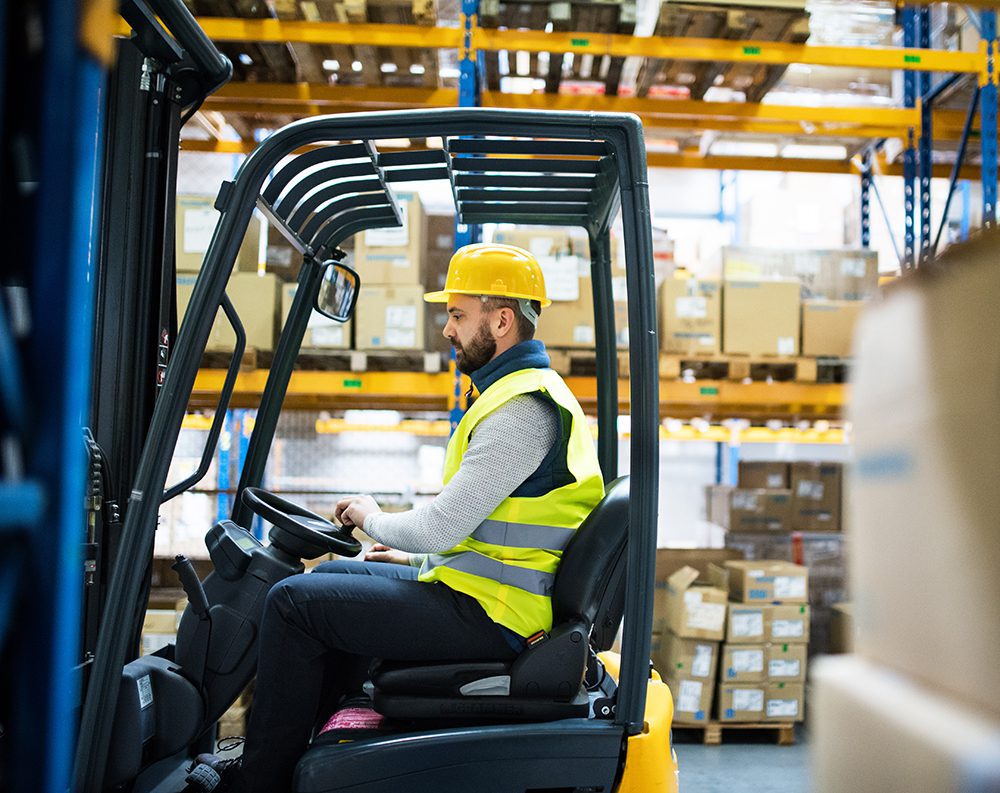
[453,321,497,375]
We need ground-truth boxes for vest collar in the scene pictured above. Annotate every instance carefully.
[470,339,550,395]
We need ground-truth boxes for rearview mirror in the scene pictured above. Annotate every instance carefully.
[315,260,360,322]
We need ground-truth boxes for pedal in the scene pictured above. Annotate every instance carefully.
[183,761,222,792]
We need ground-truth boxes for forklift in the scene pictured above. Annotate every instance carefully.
[73,10,676,793]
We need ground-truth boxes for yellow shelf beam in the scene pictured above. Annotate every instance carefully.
[190,369,846,421]
[129,18,986,75]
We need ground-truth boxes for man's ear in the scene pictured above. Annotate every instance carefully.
[493,306,517,339]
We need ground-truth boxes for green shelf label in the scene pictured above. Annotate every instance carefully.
[904,54,921,64]
[743,46,761,56]
[571,38,589,47]
[699,386,719,396]
[343,378,363,389]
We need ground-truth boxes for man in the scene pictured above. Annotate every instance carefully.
[189,243,604,793]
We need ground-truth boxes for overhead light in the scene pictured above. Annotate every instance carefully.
[781,144,848,160]
[410,64,426,75]
[380,63,398,73]
[352,61,363,72]
[544,21,553,33]
[322,59,340,71]
[238,53,253,66]
[515,50,530,76]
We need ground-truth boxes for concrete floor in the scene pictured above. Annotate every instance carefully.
[675,732,812,793]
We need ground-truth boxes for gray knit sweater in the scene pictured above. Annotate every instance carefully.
[362,393,560,558]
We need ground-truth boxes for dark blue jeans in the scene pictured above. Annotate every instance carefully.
[238,560,518,793]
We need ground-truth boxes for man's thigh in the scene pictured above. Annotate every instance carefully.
[312,559,418,582]
[271,570,515,662]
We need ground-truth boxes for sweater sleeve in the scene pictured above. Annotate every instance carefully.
[362,393,560,553]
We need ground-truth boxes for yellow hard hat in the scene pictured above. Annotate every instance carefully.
[423,243,552,307]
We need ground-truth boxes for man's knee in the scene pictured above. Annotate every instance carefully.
[311,559,363,575]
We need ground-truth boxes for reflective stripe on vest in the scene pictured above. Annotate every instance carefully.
[424,552,556,597]
[470,519,577,552]
[419,366,605,638]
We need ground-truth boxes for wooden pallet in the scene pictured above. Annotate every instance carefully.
[480,0,635,95]
[548,348,631,377]
[659,353,850,383]
[673,720,796,746]
[635,1,809,101]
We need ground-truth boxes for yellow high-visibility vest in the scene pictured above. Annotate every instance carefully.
[419,367,605,638]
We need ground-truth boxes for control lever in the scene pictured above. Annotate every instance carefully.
[172,555,210,619]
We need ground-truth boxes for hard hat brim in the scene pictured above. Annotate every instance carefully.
[423,288,552,308]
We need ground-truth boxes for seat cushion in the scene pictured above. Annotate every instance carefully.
[371,660,511,697]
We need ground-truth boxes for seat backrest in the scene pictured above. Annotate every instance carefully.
[551,476,629,651]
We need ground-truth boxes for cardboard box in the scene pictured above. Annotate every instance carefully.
[706,486,793,533]
[765,604,811,644]
[354,192,425,285]
[354,285,425,350]
[737,461,790,490]
[720,643,766,683]
[652,632,718,682]
[813,655,1000,793]
[494,227,629,350]
[177,272,279,352]
[668,674,714,725]
[176,194,261,274]
[765,682,804,722]
[659,278,722,355]
[726,604,766,644]
[141,609,180,656]
[828,603,854,654]
[654,548,744,585]
[659,566,728,641]
[723,560,809,604]
[802,300,864,358]
[723,246,878,301]
[766,642,807,682]
[717,684,766,722]
[790,462,842,532]
[848,233,1000,718]
[280,284,351,349]
[722,279,801,356]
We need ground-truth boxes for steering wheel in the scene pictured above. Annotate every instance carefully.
[241,487,362,558]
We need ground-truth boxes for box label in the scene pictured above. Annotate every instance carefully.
[573,324,595,344]
[384,329,416,347]
[137,675,154,710]
[796,480,824,500]
[777,336,796,355]
[539,256,581,302]
[676,296,708,319]
[766,698,799,718]
[773,576,807,600]
[732,689,764,712]
[841,257,867,277]
[731,649,764,673]
[768,659,801,678]
[386,305,417,330]
[677,679,703,713]
[733,492,759,511]
[183,207,216,254]
[364,201,409,247]
[688,602,726,632]
[310,325,344,347]
[771,619,805,639]
[731,612,764,638]
[692,644,714,678]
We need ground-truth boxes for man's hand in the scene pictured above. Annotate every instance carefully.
[334,494,382,530]
[365,544,412,565]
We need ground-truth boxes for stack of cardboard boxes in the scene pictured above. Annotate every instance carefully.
[352,192,427,351]
[812,233,1000,791]
[658,246,878,361]
[650,550,809,725]
[716,560,809,724]
[706,460,846,654]
[175,195,281,352]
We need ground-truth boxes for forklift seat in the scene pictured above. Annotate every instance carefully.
[369,476,630,722]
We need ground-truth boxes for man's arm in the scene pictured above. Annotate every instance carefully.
[354,393,560,555]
